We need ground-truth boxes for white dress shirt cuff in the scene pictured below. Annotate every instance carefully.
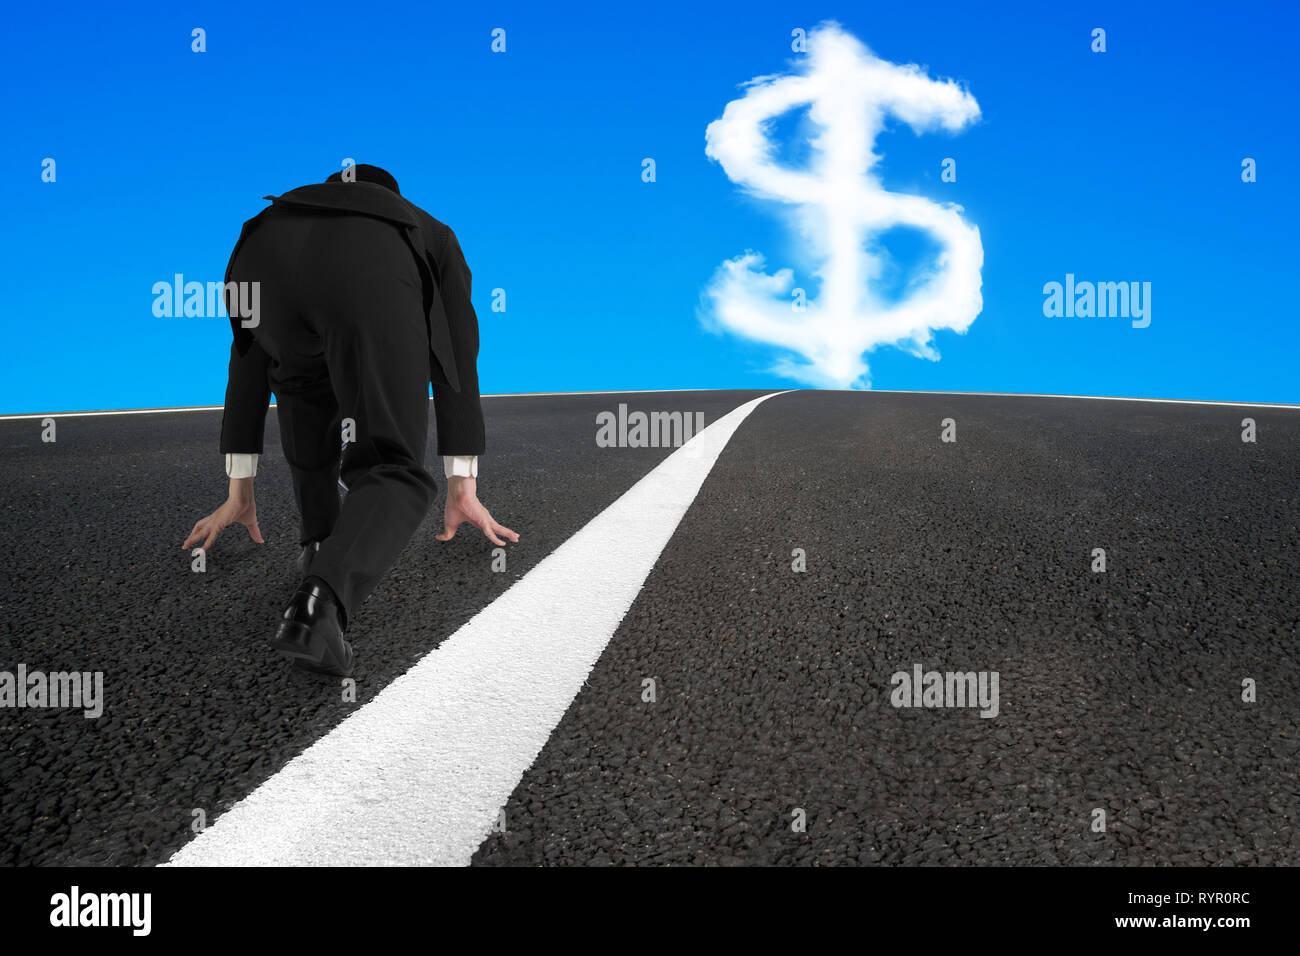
[444,455,478,479]
[226,453,258,478]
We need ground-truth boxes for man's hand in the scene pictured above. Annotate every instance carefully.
[182,476,265,553]
[436,476,519,546]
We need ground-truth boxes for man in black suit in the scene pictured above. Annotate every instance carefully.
[183,164,517,677]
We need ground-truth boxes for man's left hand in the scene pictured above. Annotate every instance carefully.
[436,476,519,546]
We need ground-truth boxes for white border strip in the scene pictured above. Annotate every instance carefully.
[3,387,1296,421]
[864,389,1300,409]
[0,390,711,421]
[165,390,791,866]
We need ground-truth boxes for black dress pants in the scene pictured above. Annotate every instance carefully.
[228,205,437,626]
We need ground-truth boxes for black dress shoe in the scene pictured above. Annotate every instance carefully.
[297,540,322,577]
[271,577,355,677]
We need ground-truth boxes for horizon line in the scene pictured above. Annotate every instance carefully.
[1,387,1298,421]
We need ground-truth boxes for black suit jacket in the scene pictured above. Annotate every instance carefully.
[218,181,486,458]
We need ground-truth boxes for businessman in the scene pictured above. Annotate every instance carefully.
[183,164,517,677]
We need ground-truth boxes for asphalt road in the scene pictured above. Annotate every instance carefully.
[0,390,762,865]
[1,390,1296,865]
[472,390,1299,865]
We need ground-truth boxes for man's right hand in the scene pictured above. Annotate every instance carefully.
[435,476,519,546]
[182,477,265,553]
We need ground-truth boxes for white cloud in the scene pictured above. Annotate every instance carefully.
[702,21,984,388]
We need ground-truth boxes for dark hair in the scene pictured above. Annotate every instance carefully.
[324,163,400,195]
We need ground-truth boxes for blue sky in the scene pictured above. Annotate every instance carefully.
[2,0,1296,412]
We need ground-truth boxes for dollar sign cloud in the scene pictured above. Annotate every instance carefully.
[703,21,983,388]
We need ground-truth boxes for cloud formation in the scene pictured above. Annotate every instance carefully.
[703,22,984,388]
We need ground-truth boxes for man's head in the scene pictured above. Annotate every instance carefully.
[324,163,400,195]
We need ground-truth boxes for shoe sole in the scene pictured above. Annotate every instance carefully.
[272,619,355,677]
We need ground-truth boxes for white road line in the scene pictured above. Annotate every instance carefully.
[165,390,791,866]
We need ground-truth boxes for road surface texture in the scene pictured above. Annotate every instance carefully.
[1,390,1295,865]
